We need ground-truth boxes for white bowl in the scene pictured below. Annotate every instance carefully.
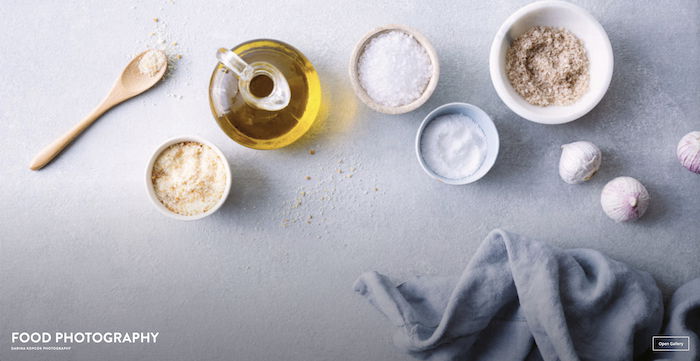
[145,136,232,221]
[489,0,613,124]
[416,103,499,185]
[349,24,440,115]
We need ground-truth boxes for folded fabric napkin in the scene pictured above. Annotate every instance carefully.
[656,278,700,361]
[354,229,699,361]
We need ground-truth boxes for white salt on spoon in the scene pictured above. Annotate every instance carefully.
[29,50,167,170]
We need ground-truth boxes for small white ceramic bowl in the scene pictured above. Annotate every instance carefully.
[145,136,232,221]
[349,24,440,115]
[489,0,613,124]
[416,103,499,185]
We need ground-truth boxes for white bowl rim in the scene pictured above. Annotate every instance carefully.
[145,136,232,221]
[348,24,440,115]
[489,0,614,124]
[415,102,500,185]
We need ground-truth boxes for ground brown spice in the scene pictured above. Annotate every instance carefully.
[506,26,589,106]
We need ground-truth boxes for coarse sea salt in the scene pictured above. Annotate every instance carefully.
[358,31,432,107]
[420,113,487,179]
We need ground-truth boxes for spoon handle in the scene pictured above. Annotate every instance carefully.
[29,99,114,170]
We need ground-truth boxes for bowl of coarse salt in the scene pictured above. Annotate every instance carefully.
[416,103,499,185]
[349,25,440,115]
[489,0,613,124]
[146,136,232,221]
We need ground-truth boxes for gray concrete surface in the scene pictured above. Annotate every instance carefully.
[1,0,698,360]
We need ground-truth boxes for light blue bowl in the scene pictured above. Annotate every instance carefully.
[415,103,500,185]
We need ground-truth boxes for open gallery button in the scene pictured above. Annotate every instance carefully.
[652,336,690,352]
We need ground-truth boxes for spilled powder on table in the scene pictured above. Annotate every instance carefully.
[132,2,190,101]
[279,148,385,239]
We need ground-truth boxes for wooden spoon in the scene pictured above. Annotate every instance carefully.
[29,50,168,170]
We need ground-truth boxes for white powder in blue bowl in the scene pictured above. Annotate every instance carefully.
[420,113,487,180]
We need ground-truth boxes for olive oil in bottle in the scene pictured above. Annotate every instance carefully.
[209,39,322,150]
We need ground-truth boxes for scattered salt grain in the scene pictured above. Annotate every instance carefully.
[420,113,487,179]
[358,31,432,107]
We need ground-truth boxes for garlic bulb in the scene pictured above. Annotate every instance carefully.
[677,131,700,174]
[601,177,650,222]
[559,141,602,184]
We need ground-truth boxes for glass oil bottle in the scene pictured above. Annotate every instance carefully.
[209,39,321,150]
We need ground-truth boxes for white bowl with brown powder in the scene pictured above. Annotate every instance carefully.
[146,136,231,220]
[489,1,613,124]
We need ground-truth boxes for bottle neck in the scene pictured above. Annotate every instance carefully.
[216,48,290,111]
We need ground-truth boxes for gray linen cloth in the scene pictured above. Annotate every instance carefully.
[655,278,700,361]
[354,229,674,361]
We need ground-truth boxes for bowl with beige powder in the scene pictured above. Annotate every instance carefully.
[489,0,613,124]
[146,136,231,220]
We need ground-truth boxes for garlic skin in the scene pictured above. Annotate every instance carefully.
[601,177,650,222]
[559,141,602,184]
[677,131,700,174]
